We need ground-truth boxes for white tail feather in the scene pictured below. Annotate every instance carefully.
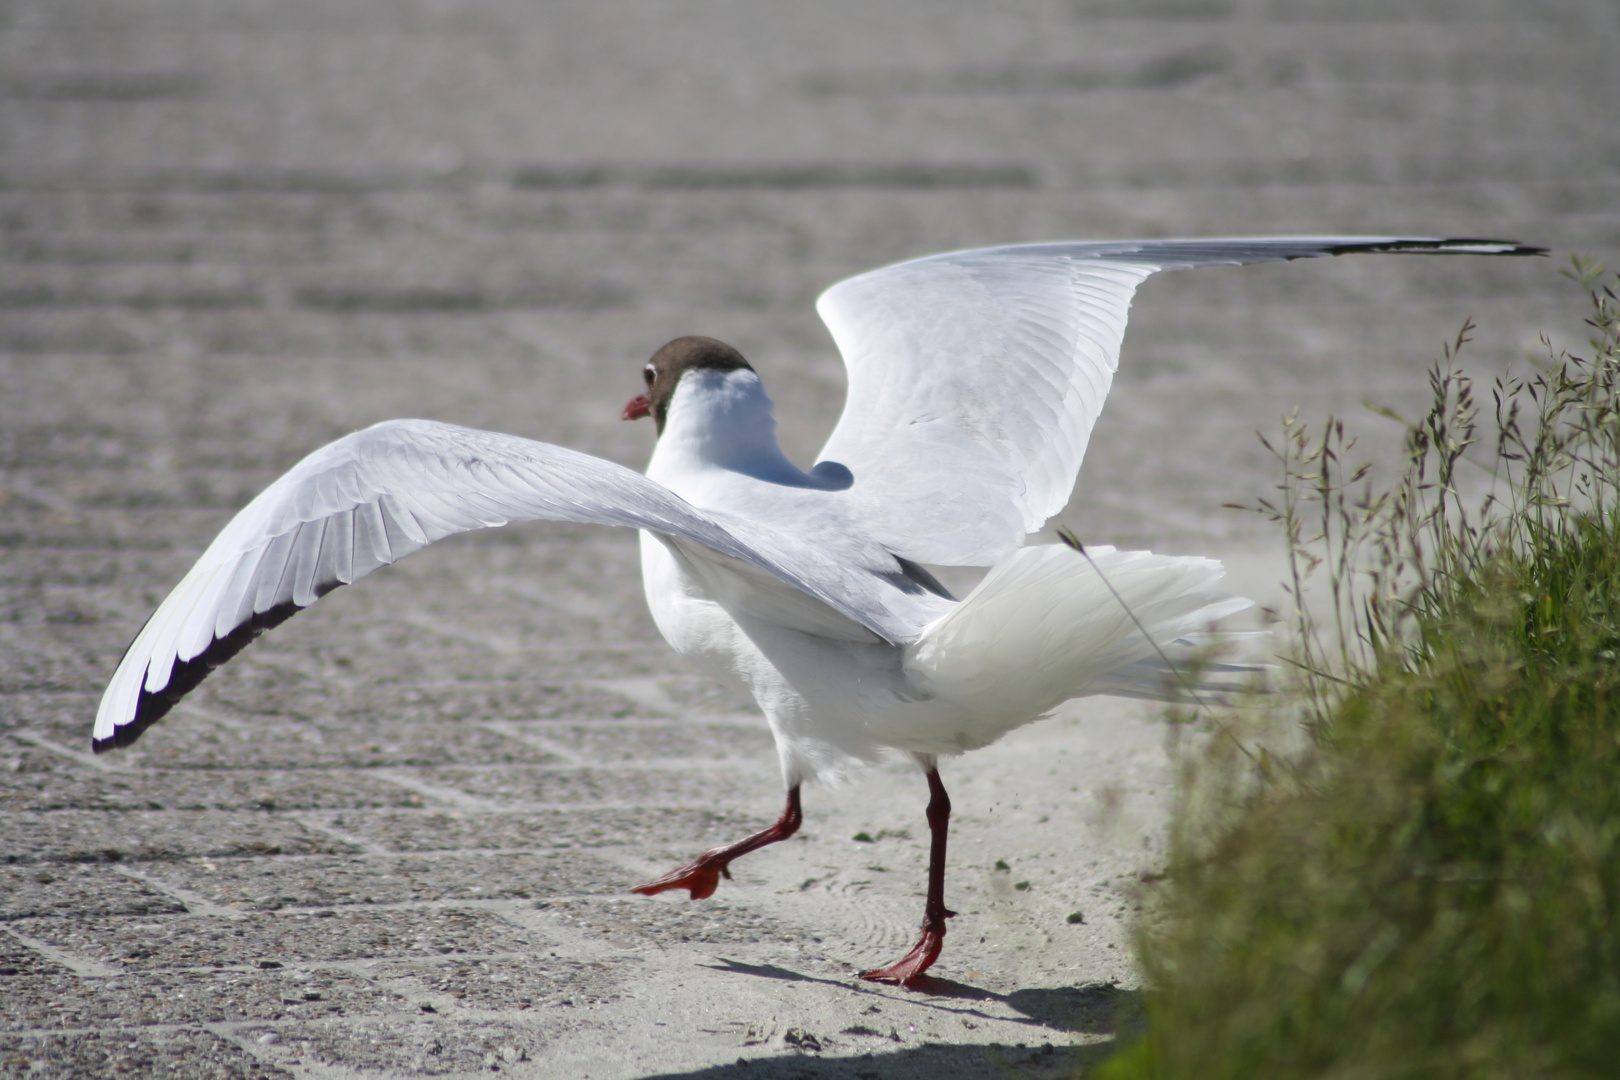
[904,545,1259,743]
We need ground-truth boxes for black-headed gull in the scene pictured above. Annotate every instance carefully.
[93,236,1541,984]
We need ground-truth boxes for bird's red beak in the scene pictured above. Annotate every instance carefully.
[622,394,651,421]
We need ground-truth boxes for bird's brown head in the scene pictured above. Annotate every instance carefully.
[622,336,754,435]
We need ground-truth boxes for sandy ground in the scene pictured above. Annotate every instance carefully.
[2,1,1616,1077]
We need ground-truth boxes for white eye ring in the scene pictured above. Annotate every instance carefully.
[643,365,656,385]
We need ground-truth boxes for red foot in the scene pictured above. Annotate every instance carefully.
[631,788,802,902]
[631,856,730,900]
[859,913,954,986]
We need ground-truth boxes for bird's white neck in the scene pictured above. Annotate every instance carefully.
[645,368,810,494]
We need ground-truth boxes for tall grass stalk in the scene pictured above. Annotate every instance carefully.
[1101,263,1620,1079]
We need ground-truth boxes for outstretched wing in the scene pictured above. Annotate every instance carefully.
[814,236,1543,566]
[94,419,936,752]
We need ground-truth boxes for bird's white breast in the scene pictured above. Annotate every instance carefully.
[637,531,749,680]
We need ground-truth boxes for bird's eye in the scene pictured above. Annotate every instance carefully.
[643,365,656,386]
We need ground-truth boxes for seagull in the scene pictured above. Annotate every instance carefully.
[92,236,1542,984]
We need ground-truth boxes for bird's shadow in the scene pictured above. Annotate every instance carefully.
[701,958,851,988]
[642,1018,1122,1080]
[702,957,1138,1037]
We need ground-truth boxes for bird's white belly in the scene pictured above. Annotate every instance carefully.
[638,531,940,785]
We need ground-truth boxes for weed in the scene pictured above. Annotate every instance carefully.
[1100,263,1620,1079]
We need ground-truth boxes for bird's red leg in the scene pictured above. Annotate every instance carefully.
[861,765,955,986]
[631,786,802,900]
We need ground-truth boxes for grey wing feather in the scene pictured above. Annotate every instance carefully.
[815,236,1543,566]
[94,419,931,751]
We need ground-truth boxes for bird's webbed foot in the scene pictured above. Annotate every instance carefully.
[631,855,731,900]
[858,908,955,985]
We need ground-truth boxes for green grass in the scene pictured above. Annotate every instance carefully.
[1099,265,1620,1079]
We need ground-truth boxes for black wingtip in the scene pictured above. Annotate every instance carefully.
[1322,238,1549,258]
[91,597,310,752]
[93,726,142,754]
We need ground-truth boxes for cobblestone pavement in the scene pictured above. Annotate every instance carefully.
[3,1,1616,1077]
